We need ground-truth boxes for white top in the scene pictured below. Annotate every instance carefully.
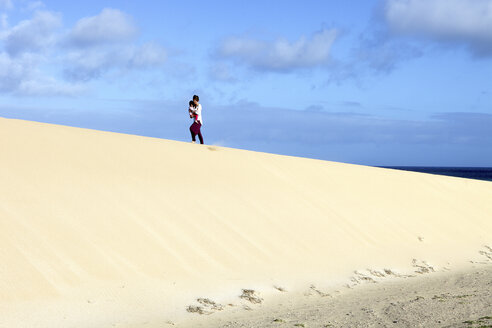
[190,103,203,125]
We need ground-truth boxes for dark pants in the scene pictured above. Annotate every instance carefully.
[190,122,204,144]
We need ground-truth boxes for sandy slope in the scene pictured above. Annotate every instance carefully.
[179,264,492,328]
[0,117,491,328]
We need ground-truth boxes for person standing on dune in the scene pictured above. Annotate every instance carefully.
[189,94,204,144]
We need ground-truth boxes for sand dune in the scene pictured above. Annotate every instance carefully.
[179,265,492,328]
[0,117,491,327]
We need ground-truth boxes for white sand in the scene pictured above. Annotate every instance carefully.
[0,117,491,328]
[180,264,492,328]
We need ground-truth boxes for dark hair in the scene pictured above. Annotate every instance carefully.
[189,100,195,107]
[193,95,199,101]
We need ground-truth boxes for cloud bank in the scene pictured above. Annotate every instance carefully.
[333,0,492,84]
[206,101,492,147]
[384,0,492,57]
[0,7,168,95]
[216,29,338,72]
[63,9,166,81]
[4,10,61,56]
[68,8,137,47]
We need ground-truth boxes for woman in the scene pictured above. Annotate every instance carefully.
[189,94,204,144]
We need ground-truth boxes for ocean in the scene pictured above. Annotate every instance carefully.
[378,167,492,182]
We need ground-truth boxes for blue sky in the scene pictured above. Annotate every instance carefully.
[0,0,491,166]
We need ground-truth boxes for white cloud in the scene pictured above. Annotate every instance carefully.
[0,51,82,96]
[68,8,138,47]
[61,8,166,81]
[3,10,61,56]
[0,52,32,91]
[385,0,492,56]
[63,42,166,81]
[0,7,168,94]
[0,9,75,96]
[217,29,338,72]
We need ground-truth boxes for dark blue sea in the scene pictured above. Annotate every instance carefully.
[377,167,492,182]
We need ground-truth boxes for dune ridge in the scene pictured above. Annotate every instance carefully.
[1,117,491,327]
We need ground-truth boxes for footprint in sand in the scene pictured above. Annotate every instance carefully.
[479,245,492,261]
[186,298,224,315]
[308,284,331,297]
[412,259,435,274]
[240,289,263,304]
[274,285,287,292]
